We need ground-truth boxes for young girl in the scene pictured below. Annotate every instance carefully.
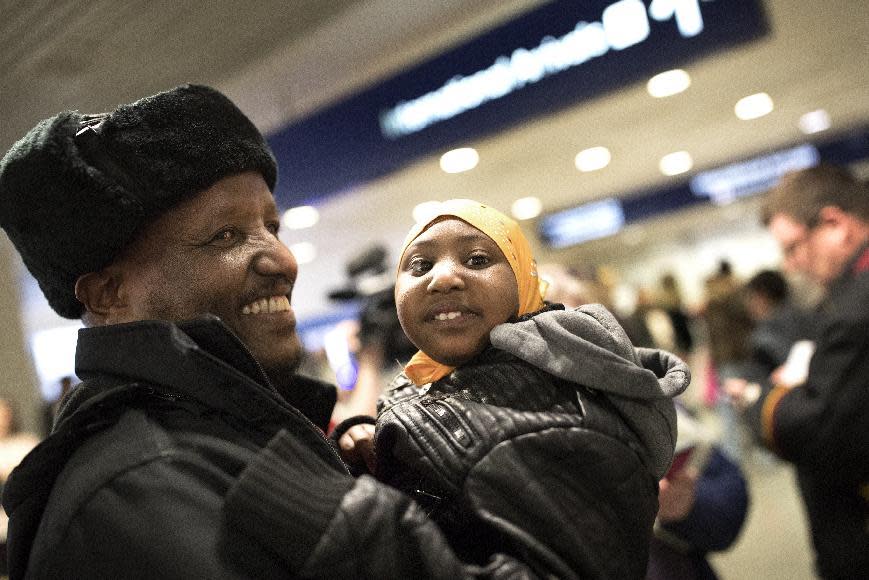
[338,199,689,577]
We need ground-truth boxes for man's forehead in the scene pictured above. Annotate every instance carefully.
[164,173,277,225]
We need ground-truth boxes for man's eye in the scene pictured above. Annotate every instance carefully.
[210,229,237,244]
[266,221,280,236]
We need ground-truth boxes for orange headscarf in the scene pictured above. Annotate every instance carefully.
[398,199,547,385]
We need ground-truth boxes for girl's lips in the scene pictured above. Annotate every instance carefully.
[433,310,463,321]
[428,310,478,326]
[426,302,475,321]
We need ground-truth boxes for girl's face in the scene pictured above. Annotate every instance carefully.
[395,218,519,366]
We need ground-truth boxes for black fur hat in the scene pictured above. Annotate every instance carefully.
[0,84,278,319]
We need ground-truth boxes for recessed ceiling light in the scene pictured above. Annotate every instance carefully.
[282,205,319,230]
[511,196,542,220]
[734,92,774,120]
[412,201,443,224]
[575,146,611,172]
[798,109,831,134]
[440,147,479,173]
[647,69,691,98]
[289,242,316,264]
[659,151,693,176]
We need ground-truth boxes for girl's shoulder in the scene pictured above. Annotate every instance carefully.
[377,372,422,413]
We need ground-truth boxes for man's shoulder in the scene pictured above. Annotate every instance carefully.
[50,408,191,506]
[54,401,260,496]
[24,405,271,579]
[13,407,180,575]
[35,407,252,529]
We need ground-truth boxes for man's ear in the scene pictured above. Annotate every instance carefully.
[74,269,127,323]
[818,205,869,254]
[817,205,848,228]
[818,205,866,241]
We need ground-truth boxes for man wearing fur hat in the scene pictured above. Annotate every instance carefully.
[0,85,604,578]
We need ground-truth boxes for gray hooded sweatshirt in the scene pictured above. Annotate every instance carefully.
[490,303,690,479]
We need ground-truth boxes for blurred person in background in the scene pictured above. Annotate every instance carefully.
[0,398,40,484]
[656,273,695,361]
[324,246,417,435]
[646,405,749,580]
[0,85,608,579]
[729,164,869,579]
[537,262,600,308]
[723,269,812,447]
[0,398,39,577]
[630,287,670,350]
[539,262,659,348]
[699,259,754,462]
[742,269,812,375]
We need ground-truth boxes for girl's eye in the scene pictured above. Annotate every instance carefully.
[468,254,490,267]
[409,258,432,275]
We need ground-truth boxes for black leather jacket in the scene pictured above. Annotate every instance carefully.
[376,305,690,579]
[3,316,630,579]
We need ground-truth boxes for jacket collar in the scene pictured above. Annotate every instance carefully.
[825,240,869,300]
[3,316,337,579]
[72,315,335,430]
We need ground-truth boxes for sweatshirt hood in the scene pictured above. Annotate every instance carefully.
[490,303,690,479]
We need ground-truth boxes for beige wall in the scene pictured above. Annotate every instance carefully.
[0,233,42,436]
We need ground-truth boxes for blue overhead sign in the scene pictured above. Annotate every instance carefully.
[540,198,627,248]
[689,144,821,205]
[268,0,768,207]
[538,126,869,249]
[380,0,708,139]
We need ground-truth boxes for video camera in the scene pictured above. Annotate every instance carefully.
[328,245,416,366]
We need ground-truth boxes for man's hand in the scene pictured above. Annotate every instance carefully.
[657,467,699,522]
[771,340,815,388]
[337,423,376,474]
[723,377,761,410]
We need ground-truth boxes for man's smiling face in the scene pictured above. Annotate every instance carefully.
[111,171,302,377]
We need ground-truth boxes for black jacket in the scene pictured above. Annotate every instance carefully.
[376,305,690,579]
[754,244,869,580]
[3,316,623,579]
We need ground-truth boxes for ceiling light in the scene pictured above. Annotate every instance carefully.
[575,146,611,172]
[646,69,691,98]
[412,201,443,224]
[511,197,542,220]
[734,92,774,120]
[289,242,316,264]
[439,147,479,173]
[798,109,831,134]
[659,151,693,176]
[282,205,319,230]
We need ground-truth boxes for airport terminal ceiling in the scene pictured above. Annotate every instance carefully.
[2,0,868,330]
